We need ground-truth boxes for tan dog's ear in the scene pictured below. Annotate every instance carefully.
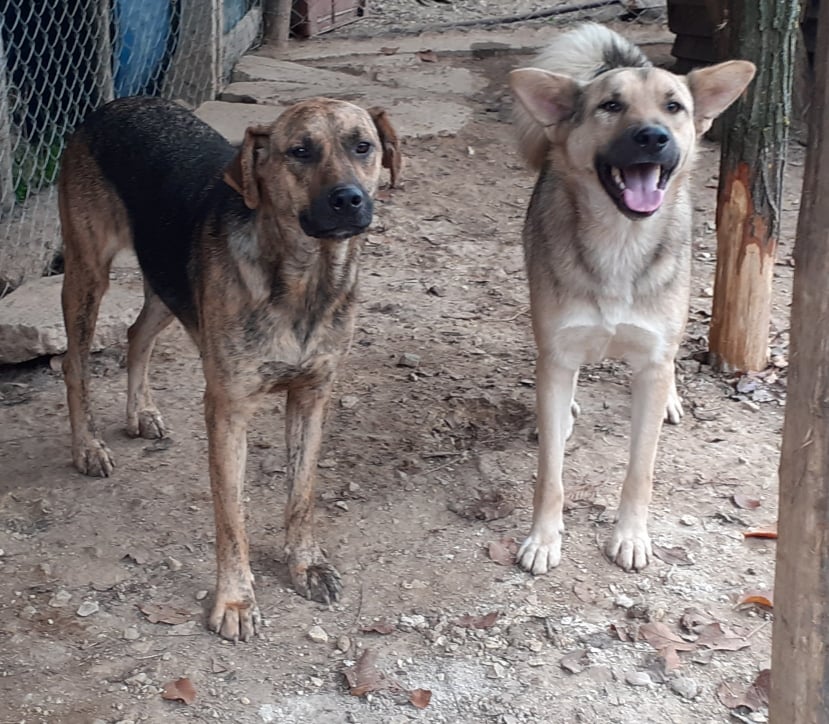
[509,68,582,127]
[368,107,402,188]
[223,125,270,209]
[687,60,757,136]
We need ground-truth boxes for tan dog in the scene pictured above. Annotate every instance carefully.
[59,96,399,640]
[509,24,754,574]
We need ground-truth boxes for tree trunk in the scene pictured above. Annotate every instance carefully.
[263,0,293,48]
[770,0,829,719]
[707,0,800,372]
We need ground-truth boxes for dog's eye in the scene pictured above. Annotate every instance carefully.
[665,100,684,114]
[354,141,373,155]
[289,145,310,159]
[599,100,623,113]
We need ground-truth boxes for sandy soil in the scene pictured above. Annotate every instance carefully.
[0,12,799,724]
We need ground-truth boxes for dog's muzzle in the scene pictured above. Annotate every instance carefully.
[300,183,374,239]
[595,124,680,219]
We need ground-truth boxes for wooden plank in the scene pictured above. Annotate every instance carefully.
[222,6,262,80]
[769,0,829,719]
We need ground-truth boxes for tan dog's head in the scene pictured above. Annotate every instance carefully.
[223,98,400,239]
[510,61,755,219]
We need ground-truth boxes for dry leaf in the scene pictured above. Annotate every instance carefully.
[161,677,196,705]
[408,688,432,709]
[638,621,696,670]
[139,602,194,625]
[610,621,635,642]
[487,537,518,566]
[732,493,761,510]
[743,524,777,539]
[360,620,396,635]
[737,589,774,609]
[559,649,589,674]
[344,649,390,697]
[680,607,716,633]
[695,622,750,652]
[416,50,438,63]
[652,544,693,566]
[449,490,515,521]
[452,611,499,630]
[717,669,770,711]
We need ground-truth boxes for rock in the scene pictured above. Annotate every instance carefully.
[336,635,351,652]
[309,676,324,687]
[397,352,421,369]
[48,589,72,608]
[399,613,427,631]
[307,625,329,644]
[625,671,652,687]
[614,594,635,609]
[0,274,144,364]
[680,514,699,527]
[123,627,140,641]
[340,395,359,410]
[670,676,699,700]
[18,605,37,621]
[166,556,183,571]
[259,704,277,723]
[195,589,209,601]
[76,600,99,617]
[487,662,506,679]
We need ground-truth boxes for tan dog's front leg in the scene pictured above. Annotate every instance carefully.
[284,380,342,604]
[606,359,673,571]
[204,389,259,641]
[518,356,579,575]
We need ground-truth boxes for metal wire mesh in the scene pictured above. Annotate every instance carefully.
[289,0,366,39]
[0,0,261,296]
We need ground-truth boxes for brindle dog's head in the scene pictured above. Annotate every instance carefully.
[223,98,401,239]
[510,61,755,219]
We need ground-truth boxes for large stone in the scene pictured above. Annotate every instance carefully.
[0,274,144,364]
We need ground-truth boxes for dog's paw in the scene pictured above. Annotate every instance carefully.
[605,526,652,571]
[517,531,562,575]
[73,439,115,477]
[289,550,343,605]
[664,390,683,425]
[209,590,260,642]
[566,400,580,439]
[127,408,167,439]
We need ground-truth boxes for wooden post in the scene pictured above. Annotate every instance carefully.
[263,0,293,49]
[0,30,16,216]
[769,0,829,718]
[707,0,800,373]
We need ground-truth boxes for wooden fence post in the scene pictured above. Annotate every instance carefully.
[707,0,800,373]
[263,0,293,48]
[769,0,829,720]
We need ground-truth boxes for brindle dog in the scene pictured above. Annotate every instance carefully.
[58,96,400,641]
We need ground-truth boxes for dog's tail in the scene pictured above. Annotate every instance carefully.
[513,23,652,170]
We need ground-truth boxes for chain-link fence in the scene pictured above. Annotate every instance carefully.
[0,0,262,296]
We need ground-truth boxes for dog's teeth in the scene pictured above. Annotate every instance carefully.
[612,167,625,190]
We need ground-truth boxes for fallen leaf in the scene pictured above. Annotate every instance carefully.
[344,649,391,697]
[695,622,750,652]
[161,677,196,705]
[139,602,194,625]
[210,658,228,674]
[416,50,438,63]
[743,524,778,539]
[559,648,589,674]
[487,537,518,566]
[449,489,515,521]
[452,611,499,629]
[609,621,635,642]
[732,494,761,510]
[360,620,396,635]
[652,544,694,566]
[379,46,399,55]
[717,668,770,711]
[737,589,774,609]
[638,621,696,671]
[680,607,716,633]
[408,688,432,709]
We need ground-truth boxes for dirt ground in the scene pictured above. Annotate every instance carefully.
[0,11,801,724]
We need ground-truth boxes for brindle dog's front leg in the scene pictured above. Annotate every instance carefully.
[204,388,260,641]
[284,378,342,604]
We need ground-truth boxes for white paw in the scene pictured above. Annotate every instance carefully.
[665,390,683,425]
[566,400,580,439]
[517,530,562,575]
[605,525,652,571]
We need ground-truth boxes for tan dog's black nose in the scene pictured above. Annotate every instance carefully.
[329,184,367,213]
[633,125,670,153]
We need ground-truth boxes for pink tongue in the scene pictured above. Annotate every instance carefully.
[622,164,664,213]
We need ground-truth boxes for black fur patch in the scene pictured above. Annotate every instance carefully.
[593,38,652,78]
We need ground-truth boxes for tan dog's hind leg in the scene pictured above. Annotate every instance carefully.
[204,390,260,641]
[126,284,173,438]
[518,356,579,575]
[605,359,673,570]
[284,381,343,604]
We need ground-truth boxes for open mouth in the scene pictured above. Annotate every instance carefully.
[597,162,674,218]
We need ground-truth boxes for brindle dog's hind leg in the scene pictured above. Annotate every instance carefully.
[126,283,174,439]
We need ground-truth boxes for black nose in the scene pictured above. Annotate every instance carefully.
[329,184,366,214]
[633,125,670,152]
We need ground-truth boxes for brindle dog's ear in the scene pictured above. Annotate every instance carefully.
[368,107,402,188]
[223,125,270,209]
